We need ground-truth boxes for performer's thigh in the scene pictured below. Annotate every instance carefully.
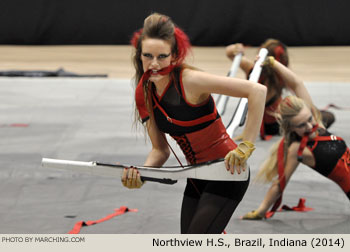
[184,192,240,234]
[180,195,200,234]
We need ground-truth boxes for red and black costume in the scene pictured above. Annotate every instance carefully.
[136,67,249,233]
[267,127,350,218]
[260,94,282,137]
[305,129,350,196]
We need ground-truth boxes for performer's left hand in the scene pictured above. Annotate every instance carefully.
[224,141,255,174]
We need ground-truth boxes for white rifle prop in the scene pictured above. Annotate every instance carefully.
[42,158,249,185]
[226,48,268,138]
[216,53,243,115]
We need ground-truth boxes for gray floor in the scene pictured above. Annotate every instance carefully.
[0,78,349,234]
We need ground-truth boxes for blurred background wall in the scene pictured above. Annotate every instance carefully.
[0,0,349,46]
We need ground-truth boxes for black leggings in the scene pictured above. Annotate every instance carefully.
[180,176,249,234]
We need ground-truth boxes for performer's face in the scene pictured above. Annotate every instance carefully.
[141,38,174,83]
[290,106,317,138]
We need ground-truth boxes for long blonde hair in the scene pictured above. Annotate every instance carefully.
[256,96,322,182]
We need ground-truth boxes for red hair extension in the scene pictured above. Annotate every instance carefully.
[283,96,293,108]
[130,26,191,65]
[130,28,143,48]
[174,27,191,65]
[274,45,284,63]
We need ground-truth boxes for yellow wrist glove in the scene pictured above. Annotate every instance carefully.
[262,56,275,67]
[121,167,144,189]
[225,141,255,174]
[241,210,264,220]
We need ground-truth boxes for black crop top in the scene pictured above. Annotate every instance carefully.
[307,129,347,176]
[152,68,219,136]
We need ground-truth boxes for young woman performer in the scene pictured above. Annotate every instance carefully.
[242,95,350,220]
[226,39,335,140]
[121,13,266,233]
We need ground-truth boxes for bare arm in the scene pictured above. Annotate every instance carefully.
[255,142,300,215]
[272,60,313,109]
[182,69,267,143]
[143,115,170,166]
[121,114,170,189]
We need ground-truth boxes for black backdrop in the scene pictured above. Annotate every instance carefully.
[1,0,349,46]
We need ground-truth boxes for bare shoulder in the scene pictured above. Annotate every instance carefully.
[181,66,264,98]
[181,67,195,80]
[181,68,215,92]
[181,68,209,84]
[181,68,211,103]
[181,67,231,89]
[288,142,299,156]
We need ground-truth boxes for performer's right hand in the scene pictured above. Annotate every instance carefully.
[225,43,244,59]
[122,167,144,189]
